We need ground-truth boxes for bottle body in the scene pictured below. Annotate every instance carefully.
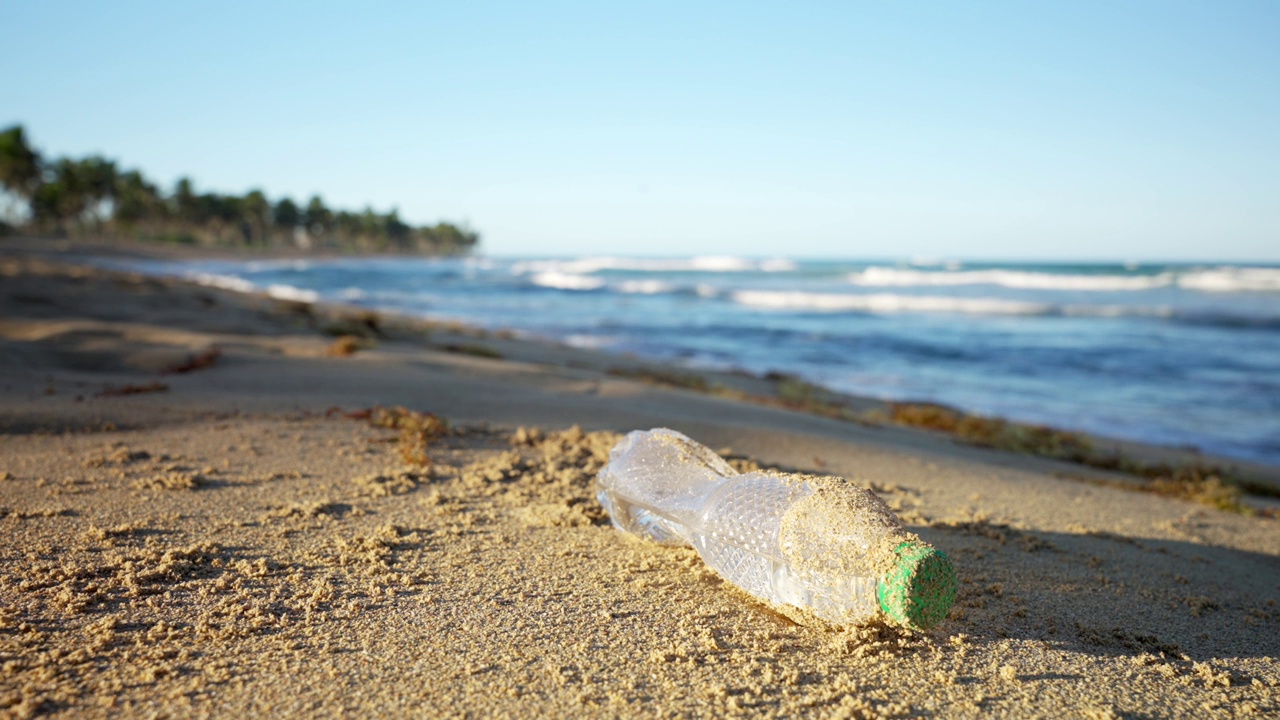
[597,428,954,628]
[688,473,884,624]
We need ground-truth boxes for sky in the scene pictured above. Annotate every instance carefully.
[4,1,1278,260]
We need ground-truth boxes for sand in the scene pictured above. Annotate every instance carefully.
[1,238,1278,718]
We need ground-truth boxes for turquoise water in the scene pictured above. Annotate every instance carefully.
[119,256,1280,466]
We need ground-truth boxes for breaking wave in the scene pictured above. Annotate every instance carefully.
[729,290,1280,327]
[190,272,257,294]
[847,265,1280,293]
[848,267,1173,291]
[511,256,795,275]
[732,290,1049,315]
[528,271,607,291]
[1177,267,1280,293]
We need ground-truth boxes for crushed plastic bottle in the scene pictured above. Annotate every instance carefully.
[596,428,957,629]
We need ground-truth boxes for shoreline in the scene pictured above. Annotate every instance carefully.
[9,236,1277,495]
[2,236,1279,717]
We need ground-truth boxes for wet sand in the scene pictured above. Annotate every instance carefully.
[1,240,1278,718]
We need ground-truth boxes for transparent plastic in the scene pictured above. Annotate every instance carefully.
[596,428,902,625]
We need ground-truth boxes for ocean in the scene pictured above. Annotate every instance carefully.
[116,255,1280,467]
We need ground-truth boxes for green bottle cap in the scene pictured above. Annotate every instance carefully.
[876,540,958,630]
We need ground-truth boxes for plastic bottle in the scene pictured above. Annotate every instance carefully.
[596,428,957,629]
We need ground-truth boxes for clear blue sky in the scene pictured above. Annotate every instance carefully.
[4,1,1278,260]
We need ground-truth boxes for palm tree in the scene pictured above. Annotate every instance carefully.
[242,189,270,245]
[207,193,243,245]
[5,125,482,254]
[303,195,332,246]
[173,177,200,225]
[74,156,119,233]
[31,179,67,232]
[112,170,165,232]
[41,159,91,233]
[273,197,301,246]
[0,125,42,209]
[274,197,299,229]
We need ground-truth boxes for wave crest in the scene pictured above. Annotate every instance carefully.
[732,291,1048,315]
[190,272,256,294]
[848,265,1280,293]
[730,290,1280,327]
[511,256,793,275]
[1177,267,1280,293]
[528,271,606,291]
[848,267,1173,291]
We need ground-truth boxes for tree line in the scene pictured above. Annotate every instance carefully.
[0,125,478,254]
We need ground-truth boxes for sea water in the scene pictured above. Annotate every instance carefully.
[111,255,1280,466]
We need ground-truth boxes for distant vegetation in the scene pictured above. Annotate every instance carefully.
[0,125,478,254]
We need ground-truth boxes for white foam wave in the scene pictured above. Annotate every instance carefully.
[684,256,757,272]
[511,256,790,275]
[1177,267,1280,293]
[562,334,620,350]
[187,272,319,303]
[266,284,320,303]
[732,291,1048,315]
[615,279,678,294]
[190,272,256,294]
[529,271,606,291]
[726,291,1280,324]
[848,267,1173,291]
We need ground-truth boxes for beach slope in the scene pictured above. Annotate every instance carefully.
[1,244,1278,718]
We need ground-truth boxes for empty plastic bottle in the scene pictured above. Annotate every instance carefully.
[596,428,957,630]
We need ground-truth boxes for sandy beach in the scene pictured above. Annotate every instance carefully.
[1,239,1278,719]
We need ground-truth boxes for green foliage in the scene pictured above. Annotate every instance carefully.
[274,197,300,229]
[174,177,199,223]
[0,124,480,254]
[304,195,331,235]
[113,170,164,226]
[0,126,41,200]
[30,157,117,231]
